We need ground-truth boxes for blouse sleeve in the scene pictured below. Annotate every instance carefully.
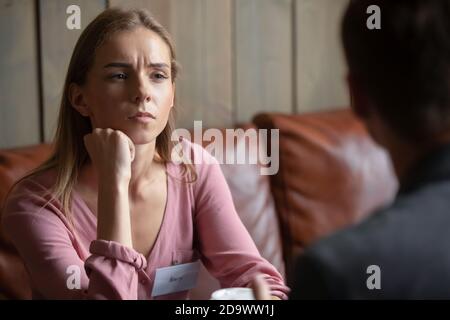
[1,180,146,300]
[190,143,290,299]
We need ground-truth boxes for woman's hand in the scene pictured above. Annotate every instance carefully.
[250,274,274,300]
[84,128,135,247]
[83,128,135,183]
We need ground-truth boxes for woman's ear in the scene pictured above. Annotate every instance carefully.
[170,83,176,108]
[69,83,91,117]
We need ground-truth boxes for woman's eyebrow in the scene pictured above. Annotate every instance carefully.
[103,62,170,69]
[148,63,170,70]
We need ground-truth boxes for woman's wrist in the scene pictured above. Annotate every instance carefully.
[97,176,133,247]
[99,171,131,188]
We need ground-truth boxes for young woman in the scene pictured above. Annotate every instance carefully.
[2,8,288,299]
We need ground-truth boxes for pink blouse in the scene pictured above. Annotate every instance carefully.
[2,139,289,300]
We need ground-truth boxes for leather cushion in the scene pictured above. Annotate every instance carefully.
[254,109,398,280]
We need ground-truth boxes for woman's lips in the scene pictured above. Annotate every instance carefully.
[128,111,156,124]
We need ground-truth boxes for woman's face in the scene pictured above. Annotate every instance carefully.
[72,26,175,145]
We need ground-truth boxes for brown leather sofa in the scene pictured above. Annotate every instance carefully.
[0,108,398,299]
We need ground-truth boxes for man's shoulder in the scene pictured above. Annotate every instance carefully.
[292,183,450,298]
[313,179,450,257]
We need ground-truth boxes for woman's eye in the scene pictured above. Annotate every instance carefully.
[152,73,169,80]
[110,73,127,80]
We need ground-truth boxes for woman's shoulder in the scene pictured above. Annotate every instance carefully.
[2,168,59,217]
[10,168,57,194]
[1,168,75,251]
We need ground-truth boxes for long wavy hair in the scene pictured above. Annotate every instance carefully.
[6,8,196,223]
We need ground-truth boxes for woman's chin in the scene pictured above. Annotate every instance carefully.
[127,132,159,146]
[118,125,164,145]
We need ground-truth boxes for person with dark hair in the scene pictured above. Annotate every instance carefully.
[252,0,450,299]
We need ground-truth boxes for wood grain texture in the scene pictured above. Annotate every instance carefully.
[234,0,293,123]
[295,0,350,112]
[0,0,40,148]
[108,0,171,30]
[39,0,106,142]
[171,0,233,129]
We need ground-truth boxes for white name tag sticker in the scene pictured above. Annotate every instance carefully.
[151,260,200,297]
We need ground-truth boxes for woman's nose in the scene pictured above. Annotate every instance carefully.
[133,77,151,104]
[134,94,151,104]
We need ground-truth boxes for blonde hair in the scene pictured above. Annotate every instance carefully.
[6,8,196,222]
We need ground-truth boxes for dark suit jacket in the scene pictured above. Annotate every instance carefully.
[290,143,450,299]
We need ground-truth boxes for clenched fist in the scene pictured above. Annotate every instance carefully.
[83,128,135,183]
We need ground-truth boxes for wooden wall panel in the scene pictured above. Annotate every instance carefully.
[39,0,106,142]
[202,0,233,128]
[0,0,354,148]
[0,0,40,148]
[234,0,293,123]
[108,0,171,27]
[295,0,350,112]
[171,0,233,129]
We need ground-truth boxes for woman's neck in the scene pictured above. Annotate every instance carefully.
[129,140,159,189]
